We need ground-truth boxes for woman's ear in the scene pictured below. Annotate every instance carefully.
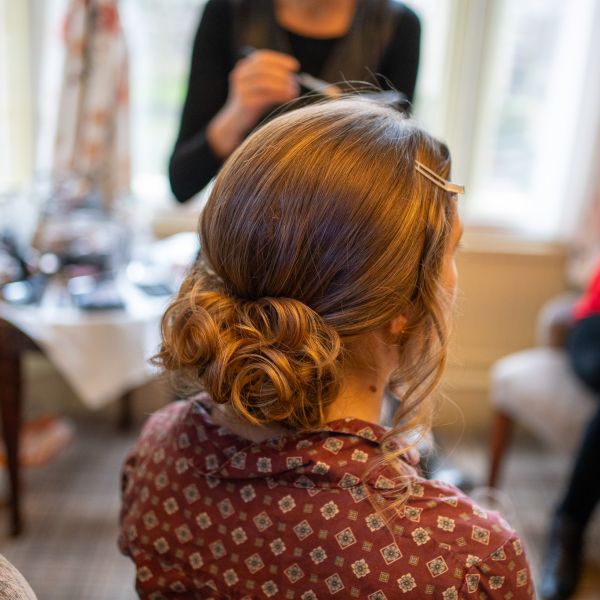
[389,314,407,337]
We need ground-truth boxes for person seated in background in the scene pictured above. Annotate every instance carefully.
[169,0,421,202]
[119,98,534,598]
[541,260,600,600]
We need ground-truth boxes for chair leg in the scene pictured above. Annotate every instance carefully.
[488,410,515,488]
[0,354,23,536]
[118,390,133,431]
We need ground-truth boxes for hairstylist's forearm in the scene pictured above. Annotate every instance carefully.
[207,50,300,159]
[169,131,222,203]
[206,104,252,160]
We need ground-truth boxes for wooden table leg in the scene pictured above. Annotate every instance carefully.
[0,319,38,536]
[0,353,23,536]
[118,390,133,431]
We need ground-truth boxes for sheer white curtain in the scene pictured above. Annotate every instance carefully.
[35,0,68,183]
[0,1,33,194]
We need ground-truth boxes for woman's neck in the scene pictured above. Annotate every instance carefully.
[324,370,387,424]
[210,370,386,444]
[274,0,358,38]
[324,327,397,423]
[209,329,394,442]
[209,402,288,443]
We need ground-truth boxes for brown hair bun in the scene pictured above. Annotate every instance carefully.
[158,274,341,428]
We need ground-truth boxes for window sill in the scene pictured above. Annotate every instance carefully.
[461,227,567,258]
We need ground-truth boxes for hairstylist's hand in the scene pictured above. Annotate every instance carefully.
[207,50,300,159]
[229,50,301,126]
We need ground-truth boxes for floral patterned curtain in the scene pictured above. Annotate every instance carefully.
[53,0,129,205]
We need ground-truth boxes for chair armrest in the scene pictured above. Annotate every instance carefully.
[536,293,579,347]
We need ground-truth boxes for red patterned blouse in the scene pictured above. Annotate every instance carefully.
[119,398,535,599]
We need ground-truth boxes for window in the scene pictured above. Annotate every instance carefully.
[11,0,600,239]
[121,0,207,205]
[24,0,207,206]
[466,0,600,238]
[403,0,452,136]
[408,0,600,239]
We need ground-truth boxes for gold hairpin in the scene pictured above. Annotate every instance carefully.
[415,160,465,195]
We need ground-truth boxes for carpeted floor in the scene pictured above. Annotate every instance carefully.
[0,418,599,599]
[0,419,137,600]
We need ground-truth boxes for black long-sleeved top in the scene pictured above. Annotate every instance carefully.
[169,0,421,203]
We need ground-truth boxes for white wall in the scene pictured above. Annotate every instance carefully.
[438,234,568,433]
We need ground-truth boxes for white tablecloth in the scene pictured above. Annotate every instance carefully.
[0,281,166,409]
[0,233,198,409]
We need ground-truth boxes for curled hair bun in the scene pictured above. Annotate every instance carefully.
[157,275,342,429]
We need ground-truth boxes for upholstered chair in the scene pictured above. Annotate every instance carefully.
[488,293,600,563]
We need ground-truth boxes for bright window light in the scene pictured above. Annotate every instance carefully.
[121,0,207,206]
[9,0,600,240]
[466,0,598,238]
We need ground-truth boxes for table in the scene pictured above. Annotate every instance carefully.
[0,288,165,536]
[0,233,199,535]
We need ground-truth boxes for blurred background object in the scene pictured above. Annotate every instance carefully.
[52,0,130,207]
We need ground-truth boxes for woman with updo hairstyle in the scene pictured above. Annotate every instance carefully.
[119,99,534,599]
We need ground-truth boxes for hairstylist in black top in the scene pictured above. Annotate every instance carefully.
[169,0,421,203]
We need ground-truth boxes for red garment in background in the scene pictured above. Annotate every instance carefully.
[119,398,535,599]
[574,261,600,320]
